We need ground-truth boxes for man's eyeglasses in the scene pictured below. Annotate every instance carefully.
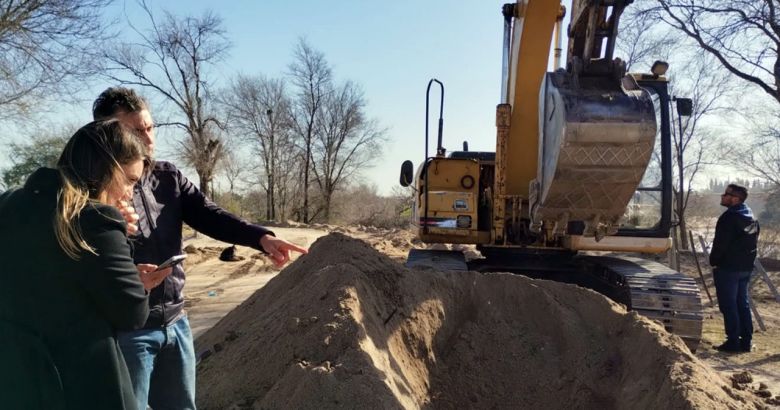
[721,192,737,197]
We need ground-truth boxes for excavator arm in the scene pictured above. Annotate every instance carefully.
[567,0,631,76]
[494,0,666,251]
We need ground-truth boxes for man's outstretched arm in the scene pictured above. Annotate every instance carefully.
[177,167,307,265]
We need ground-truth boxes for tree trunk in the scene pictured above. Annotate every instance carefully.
[679,218,689,252]
[269,178,275,221]
[323,191,331,223]
[678,195,689,250]
[269,139,276,221]
[303,145,311,223]
[199,171,212,198]
[266,174,273,221]
[676,155,689,251]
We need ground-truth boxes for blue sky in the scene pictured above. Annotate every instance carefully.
[12,1,570,194]
[130,0,565,194]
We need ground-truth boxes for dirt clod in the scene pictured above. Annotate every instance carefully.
[733,371,754,384]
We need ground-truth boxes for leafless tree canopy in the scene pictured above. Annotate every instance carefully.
[102,0,229,197]
[288,38,332,223]
[312,81,385,221]
[618,4,735,248]
[645,0,780,103]
[330,184,412,228]
[727,108,780,186]
[222,75,294,220]
[0,0,113,120]
[616,4,679,71]
[671,55,733,248]
[220,39,387,223]
[0,4,403,226]
[219,150,244,194]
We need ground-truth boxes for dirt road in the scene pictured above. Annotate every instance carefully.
[183,227,327,339]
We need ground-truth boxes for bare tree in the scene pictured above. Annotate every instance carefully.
[617,4,734,248]
[646,0,780,104]
[209,149,247,217]
[329,184,414,228]
[272,148,302,222]
[101,1,229,197]
[0,0,114,121]
[220,150,244,194]
[726,106,780,186]
[222,74,294,221]
[616,3,679,71]
[669,55,732,249]
[312,81,385,222]
[615,3,676,192]
[288,38,332,223]
[737,138,780,186]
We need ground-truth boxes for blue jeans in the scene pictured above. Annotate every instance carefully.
[713,269,753,348]
[118,315,196,410]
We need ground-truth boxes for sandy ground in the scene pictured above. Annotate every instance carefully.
[181,226,780,407]
[684,252,780,394]
[183,227,328,339]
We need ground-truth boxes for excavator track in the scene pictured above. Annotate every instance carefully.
[580,255,703,352]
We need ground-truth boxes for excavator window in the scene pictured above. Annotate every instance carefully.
[622,89,665,230]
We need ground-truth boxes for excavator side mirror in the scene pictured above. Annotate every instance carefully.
[676,98,693,117]
[400,160,414,187]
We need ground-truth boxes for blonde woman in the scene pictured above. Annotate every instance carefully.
[0,120,150,410]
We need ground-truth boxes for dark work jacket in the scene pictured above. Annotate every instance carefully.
[132,161,272,328]
[0,168,148,410]
[710,203,760,272]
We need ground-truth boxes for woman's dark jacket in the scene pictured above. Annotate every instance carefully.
[0,168,149,410]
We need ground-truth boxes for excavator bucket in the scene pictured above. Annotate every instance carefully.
[529,73,657,237]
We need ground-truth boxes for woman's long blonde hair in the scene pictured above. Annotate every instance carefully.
[54,120,148,259]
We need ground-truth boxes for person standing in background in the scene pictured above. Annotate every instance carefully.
[710,183,760,353]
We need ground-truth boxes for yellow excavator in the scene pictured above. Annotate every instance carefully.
[399,0,702,350]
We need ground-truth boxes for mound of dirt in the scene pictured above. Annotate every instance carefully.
[195,233,763,409]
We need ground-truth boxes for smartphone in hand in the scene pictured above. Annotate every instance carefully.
[154,254,187,272]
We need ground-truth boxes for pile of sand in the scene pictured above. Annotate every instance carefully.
[195,233,763,409]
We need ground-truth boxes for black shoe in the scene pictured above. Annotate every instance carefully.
[715,341,742,353]
[740,343,754,353]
